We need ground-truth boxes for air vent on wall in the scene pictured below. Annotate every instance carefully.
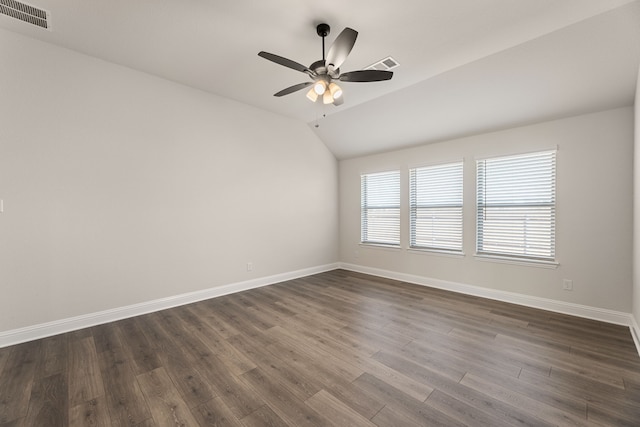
[0,0,49,30]
[366,56,400,71]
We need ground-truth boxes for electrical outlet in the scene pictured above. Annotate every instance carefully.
[247,262,253,272]
[563,279,573,291]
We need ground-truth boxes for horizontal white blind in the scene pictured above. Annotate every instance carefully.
[361,171,400,246]
[477,150,556,261]
[410,162,463,252]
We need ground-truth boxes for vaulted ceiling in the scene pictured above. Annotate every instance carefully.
[1,0,639,158]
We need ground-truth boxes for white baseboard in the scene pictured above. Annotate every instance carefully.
[339,263,634,327]
[631,316,640,357]
[0,263,340,349]
[4,261,638,357]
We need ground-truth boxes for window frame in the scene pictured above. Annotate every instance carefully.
[409,161,464,254]
[475,149,557,264]
[360,170,401,247]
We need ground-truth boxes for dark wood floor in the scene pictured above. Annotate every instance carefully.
[1,270,639,426]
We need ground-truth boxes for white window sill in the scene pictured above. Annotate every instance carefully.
[359,242,402,251]
[408,248,465,259]
[474,254,559,269]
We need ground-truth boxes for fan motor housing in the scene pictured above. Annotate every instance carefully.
[316,23,330,37]
[309,60,339,79]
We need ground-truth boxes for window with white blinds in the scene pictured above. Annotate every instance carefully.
[409,162,463,252]
[361,170,400,246]
[476,150,556,261]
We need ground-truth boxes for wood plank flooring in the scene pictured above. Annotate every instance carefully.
[1,269,639,426]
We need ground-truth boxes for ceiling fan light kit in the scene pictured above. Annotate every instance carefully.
[313,80,327,95]
[258,23,393,106]
[306,88,319,102]
[329,82,342,99]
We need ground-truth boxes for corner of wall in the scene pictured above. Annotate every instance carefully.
[633,64,640,356]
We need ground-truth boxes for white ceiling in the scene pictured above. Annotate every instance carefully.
[1,0,639,158]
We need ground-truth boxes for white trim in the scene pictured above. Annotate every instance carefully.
[339,262,633,327]
[407,157,465,171]
[0,263,340,349]
[359,243,402,251]
[408,248,465,258]
[631,316,640,357]
[474,254,559,269]
[3,261,637,355]
[362,244,465,258]
[474,146,559,162]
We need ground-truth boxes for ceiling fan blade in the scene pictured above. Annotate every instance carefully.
[326,28,358,69]
[274,82,313,97]
[258,51,314,75]
[339,70,393,82]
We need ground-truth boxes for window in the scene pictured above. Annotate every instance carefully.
[361,170,400,246]
[409,162,463,253]
[476,150,556,261]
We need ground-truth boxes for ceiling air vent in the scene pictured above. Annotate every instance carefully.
[366,56,400,71]
[0,0,50,30]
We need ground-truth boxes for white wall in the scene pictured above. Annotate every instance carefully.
[340,108,634,313]
[633,67,640,329]
[0,29,338,332]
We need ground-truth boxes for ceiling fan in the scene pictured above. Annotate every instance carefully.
[258,23,393,106]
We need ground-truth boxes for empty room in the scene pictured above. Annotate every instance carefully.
[1,0,640,426]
